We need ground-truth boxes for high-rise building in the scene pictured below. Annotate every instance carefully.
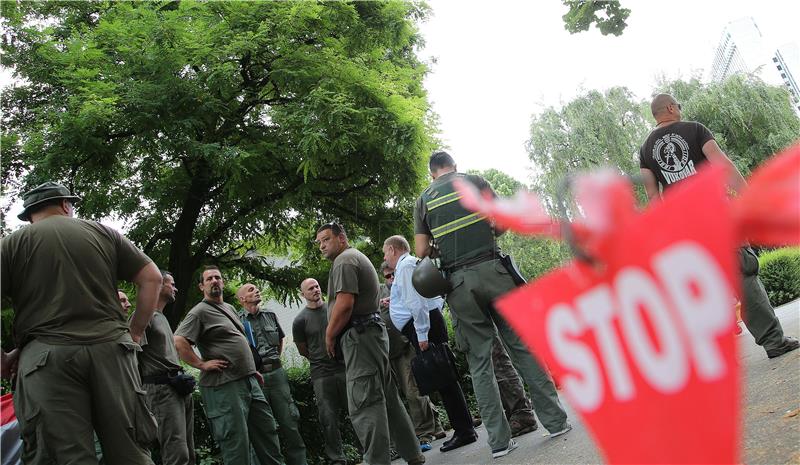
[709,17,800,114]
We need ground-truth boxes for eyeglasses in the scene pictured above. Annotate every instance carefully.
[672,102,682,110]
[383,273,394,279]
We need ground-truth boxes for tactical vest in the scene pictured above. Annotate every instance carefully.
[421,173,497,269]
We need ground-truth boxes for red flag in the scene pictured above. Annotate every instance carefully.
[496,166,741,464]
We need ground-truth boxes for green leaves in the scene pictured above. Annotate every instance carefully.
[2,0,435,324]
[561,0,630,36]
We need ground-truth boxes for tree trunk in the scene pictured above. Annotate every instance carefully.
[164,174,208,329]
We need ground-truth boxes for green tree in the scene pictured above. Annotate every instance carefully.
[561,0,630,36]
[1,1,436,326]
[656,75,800,175]
[467,169,570,280]
[525,87,651,209]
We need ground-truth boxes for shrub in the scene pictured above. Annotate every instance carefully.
[758,247,800,306]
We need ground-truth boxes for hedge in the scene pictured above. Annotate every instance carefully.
[757,247,800,307]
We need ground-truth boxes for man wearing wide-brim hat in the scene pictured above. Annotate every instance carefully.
[1,181,165,464]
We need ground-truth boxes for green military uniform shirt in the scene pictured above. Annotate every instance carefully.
[414,171,499,269]
[175,301,256,387]
[0,215,151,347]
[136,311,183,377]
[326,247,380,317]
[242,309,284,364]
[292,303,346,380]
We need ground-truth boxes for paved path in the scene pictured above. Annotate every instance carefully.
[415,300,799,465]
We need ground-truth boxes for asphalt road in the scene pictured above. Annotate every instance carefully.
[416,299,800,465]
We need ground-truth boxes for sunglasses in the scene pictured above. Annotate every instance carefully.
[383,273,394,279]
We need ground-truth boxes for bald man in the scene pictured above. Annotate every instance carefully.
[293,278,350,464]
[639,93,799,360]
[237,283,307,465]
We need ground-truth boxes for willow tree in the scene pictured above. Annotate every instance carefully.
[2,1,436,326]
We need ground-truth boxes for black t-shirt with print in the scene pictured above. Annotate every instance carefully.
[639,121,715,191]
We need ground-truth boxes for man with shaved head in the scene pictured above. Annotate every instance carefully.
[237,282,307,465]
[639,93,799,360]
[293,278,350,464]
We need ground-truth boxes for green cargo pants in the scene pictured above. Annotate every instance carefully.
[200,375,283,465]
[341,322,424,465]
[312,371,349,463]
[447,259,568,450]
[390,344,443,441]
[491,336,537,427]
[144,383,195,465]
[739,247,787,351]
[261,366,307,465]
[14,333,157,465]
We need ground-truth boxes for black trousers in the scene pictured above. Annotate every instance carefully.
[401,308,475,437]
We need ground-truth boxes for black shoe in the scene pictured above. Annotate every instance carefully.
[767,336,800,359]
[433,431,447,440]
[440,433,478,452]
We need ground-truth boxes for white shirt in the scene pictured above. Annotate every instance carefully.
[389,253,444,342]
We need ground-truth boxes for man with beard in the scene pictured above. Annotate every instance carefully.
[237,283,307,465]
[316,223,424,465]
[174,266,283,465]
[135,271,195,465]
[118,290,132,315]
[293,278,350,464]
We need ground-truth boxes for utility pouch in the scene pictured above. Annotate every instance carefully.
[167,372,197,397]
[500,253,527,286]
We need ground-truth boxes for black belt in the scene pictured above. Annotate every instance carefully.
[142,370,181,385]
[351,312,381,326]
[259,360,282,373]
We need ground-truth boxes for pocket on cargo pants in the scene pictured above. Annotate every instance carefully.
[348,369,382,411]
[118,340,159,446]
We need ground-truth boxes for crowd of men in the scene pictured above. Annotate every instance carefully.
[1,93,797,465]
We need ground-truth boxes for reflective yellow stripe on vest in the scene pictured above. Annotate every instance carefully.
[430,212,487,238]
[426,191,462,211]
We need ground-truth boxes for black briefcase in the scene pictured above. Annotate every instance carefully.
[411,342,459,396]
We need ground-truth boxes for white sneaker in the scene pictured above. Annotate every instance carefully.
[549,423,572,439]
[491,439,519,458]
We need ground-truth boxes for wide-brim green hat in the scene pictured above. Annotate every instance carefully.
[17,182,81,221]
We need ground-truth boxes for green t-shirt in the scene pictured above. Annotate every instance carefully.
[242,309,284,364]
[379,283,411,359]
[137,311,182,377]
[0,215,152,347]
[292,303,345,380]
[326,247,380,317]
[174,300,256,387]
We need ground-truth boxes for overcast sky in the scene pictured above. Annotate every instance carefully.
[2,1,798,227]
[418,0,800,183]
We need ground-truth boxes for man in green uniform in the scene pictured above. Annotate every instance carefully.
[237,283,307,465]
[174,266,283,465]
[316,223,424,465]
[378,263,445,452]
[0,181,163,464]
[293,278,350,464]
[414,152,571,458]
[119,290,133,315]
[135,271,195,465]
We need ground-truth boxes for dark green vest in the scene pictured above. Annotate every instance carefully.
[421,173,497,269]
